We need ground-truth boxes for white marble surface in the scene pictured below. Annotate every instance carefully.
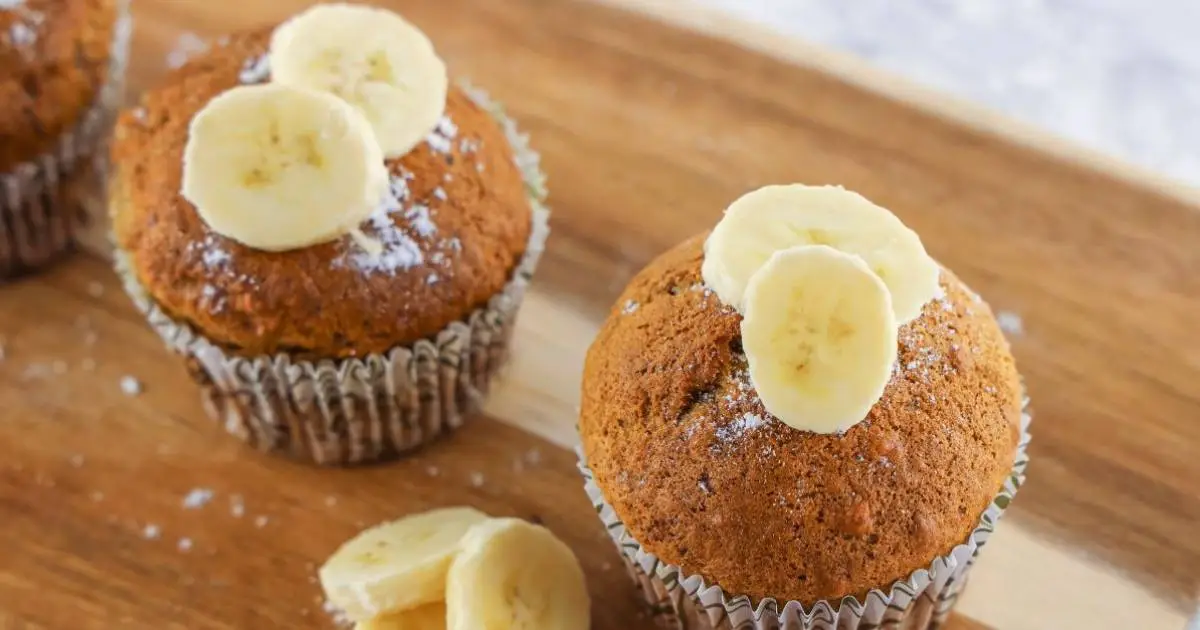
[694,0,1200,187]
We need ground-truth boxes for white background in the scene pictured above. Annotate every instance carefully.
[695,0,1200,186]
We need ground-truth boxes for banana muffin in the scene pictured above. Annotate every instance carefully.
[579,186,1029,629]
[0,0,129,277]
[112,5,548,464]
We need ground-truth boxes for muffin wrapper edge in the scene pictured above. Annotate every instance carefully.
[0,0,131,276]
[115,86,549,465]
[579,405,1031,630]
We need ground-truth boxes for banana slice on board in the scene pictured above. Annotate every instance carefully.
[270,3,449,158]
[355,604,446,630]
[446,518,589,630]
[741,245,899,434]
[319,507,489,621]
[702,184,940,323]
[181,83,388,252]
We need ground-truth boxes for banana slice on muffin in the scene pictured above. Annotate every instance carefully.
[181,83,388,252]
[741,245,899,434]
[702,184,940,323]
[270,3,449,158]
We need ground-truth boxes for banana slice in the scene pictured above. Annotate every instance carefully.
[181,84,388,252]
[319,507,489,621]
[446,518,589,630]
[741,245,898,434]
[703,184,940,323]
[356,604,446,630]
[270,3,449,158]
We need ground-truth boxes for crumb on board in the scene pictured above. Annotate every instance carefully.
[120,375,143,396]
[182,488,215,510]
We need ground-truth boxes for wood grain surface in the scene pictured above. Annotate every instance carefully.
[2,0,1198,628]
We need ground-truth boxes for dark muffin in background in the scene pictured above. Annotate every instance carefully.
[0,0,130,277]
[579,192,1029,629]
[111,17,548,465]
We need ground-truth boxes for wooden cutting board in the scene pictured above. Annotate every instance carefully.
[2,0,1197,628]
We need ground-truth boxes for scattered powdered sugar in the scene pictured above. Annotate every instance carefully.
[469,472,485,488]
[238,53,270,84]
[715,413,766,442]
[432,187,447,201]
[142,524,161,540]
[459,137,481,154]
[181,488,214,510]
[405,204,436,238]
[177,538,193,552]
[131,107,148,123]
[621,299,639,315]
[166,32,208,69]
[322,599,352,628]
[1,3,42,58]
[426,116,458,154]
[996,310,1024,337]
[229,494,245,518]
[340,171,462,278]
[254,515,269,528]
[8,21,34,48]
[200,239,231,268]
[120,375,142,396]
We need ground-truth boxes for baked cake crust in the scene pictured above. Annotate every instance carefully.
[579,234,1022,604]
[0,0,117,171]
[111,27,532,358]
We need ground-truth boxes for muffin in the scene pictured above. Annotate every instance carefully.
[579,185,1029,629]
[0,0,130,277]
[111,4,548,465]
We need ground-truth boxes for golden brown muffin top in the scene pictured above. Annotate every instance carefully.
[0,0,118,171]
[111,27,533,358]
[579,235,1022,604]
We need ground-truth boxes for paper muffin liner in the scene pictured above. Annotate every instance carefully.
[579,405,1031,630]
[0,0,131,277]
[115,86,549,465]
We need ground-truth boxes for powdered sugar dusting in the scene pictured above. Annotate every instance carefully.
[166,32,208,69]
[338,171,463,279]
[715,412,766,442]
[621,299,639,315]
[0,0,27,9]
[996,310,1024,337]
[238,53,270,84]
[8,21,35,48]
[343,173,424,274]
[405,204,436,238]
[426,116,458,154]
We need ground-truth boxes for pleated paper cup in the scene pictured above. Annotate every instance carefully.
[0,0,131,277]
[116,87,549,465]
[580,407,1031,630]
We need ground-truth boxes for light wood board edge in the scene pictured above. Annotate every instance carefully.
[597,0,1200,210]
